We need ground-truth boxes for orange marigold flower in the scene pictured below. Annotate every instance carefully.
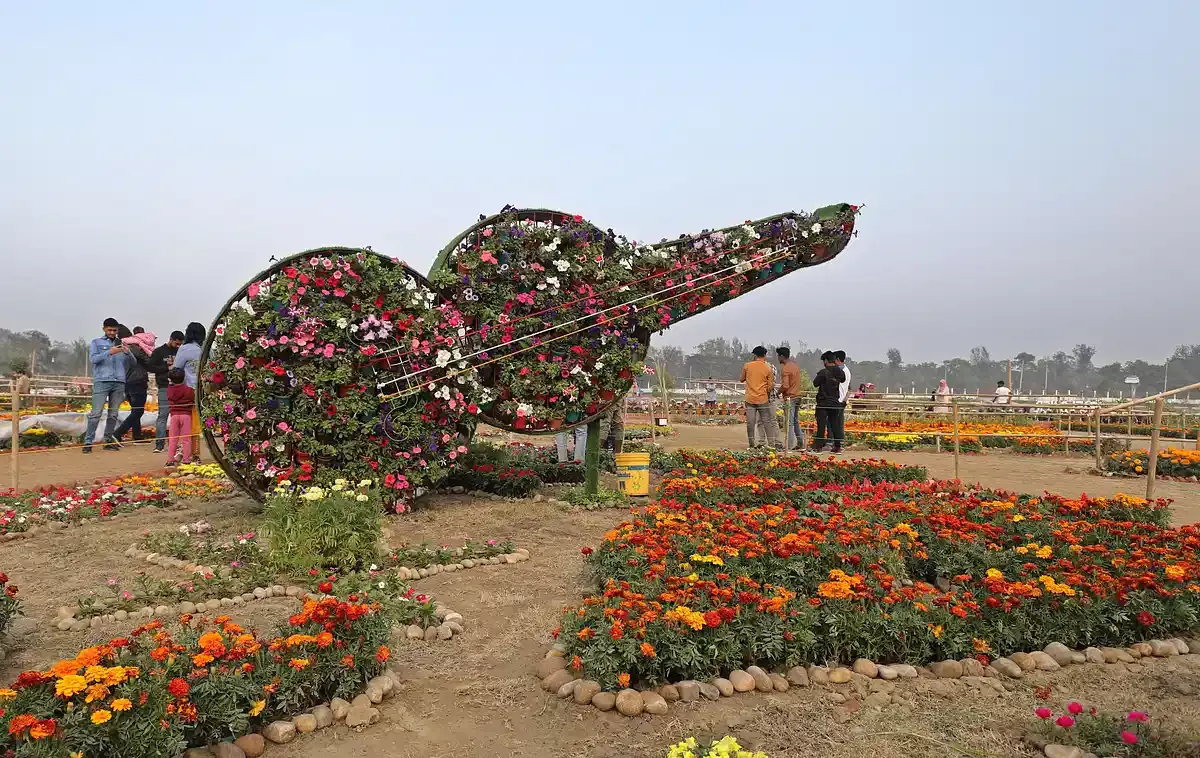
[111,698,132,712]
[30,718,56,739]
[191,653,214,667]
[376,645,390,663]
[340,655,355,667]
[616,673,630,688]
[91,709,112,725]
[288,658,311,670]
[577,627,594,641]
[8,713,36,735]
[640,642,656,658]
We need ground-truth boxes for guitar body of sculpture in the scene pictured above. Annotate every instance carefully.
[199,204,858,500]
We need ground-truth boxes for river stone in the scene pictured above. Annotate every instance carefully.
[615,689,643,716]
[991,657,1024,678]
[1083,647,1106,664]
[1030,651,1060,671]
[828,667,853,684]
[556,679,580,698]
[676,680,701,702]
[852,659,878,678]
[345,705,379,728]
[786,666,810,686]
[1009,652,1037,671]
[592,691,616,711]
[312,705,334,728]
[204,599,221,611]
[713,678,735,696]
[574,680,601,705]
[769,673,789,692]
[70,619,89,632]
[179,601,197,614]
[729,670,756,692]
[892,664,919,679]
[422,626,438,642]
[330,697,351,720]
[659,684,680,702]
[1043,745,1084,758]
[699,682,722,700]
[745,666,773,692]
[542,669,575,693]
[961,658,986,677]
[641,691,669,715]
[437,623,454,641]
[535,655,568,680]
[233,734,264,757]
[930,660,963,679]
[293,713,317,733]
[1130,642,1152,658]
[807,666,830,685]
[114,609,128,621]
[1150,639,1178,657]
[1169,638,1190,654]
[352,694,373,709]
[405,624,423,640]
[262,721,296,744]
[365,682,386,703]
[1044,642,1075,667]
[184,749,213,758]
[369,675,394,696]
[876,665,898,680]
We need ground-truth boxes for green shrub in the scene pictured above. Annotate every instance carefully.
[263,479,382,574]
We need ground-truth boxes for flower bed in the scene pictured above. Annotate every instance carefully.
[555,451,1200,690]
[1107,448,1200,479]
[0,427,63,451]
[1032,700,1196,757]
[0,598,389,756]
[1067,421,1200,440]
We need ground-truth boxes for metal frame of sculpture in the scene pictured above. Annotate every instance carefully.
[199,204,859,502]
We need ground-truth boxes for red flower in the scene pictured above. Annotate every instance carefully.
[1067,702,1083,715]
[1137,610,1155,626]
[167,678,190,699]
[1035,707,1051,719]
[580,547,593,556]
[1055,715,1074,728]
[318,581,334,594]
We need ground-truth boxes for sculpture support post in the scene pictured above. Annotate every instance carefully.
[584,419,601,497]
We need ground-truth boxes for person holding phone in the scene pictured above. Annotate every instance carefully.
[83,318,132,453]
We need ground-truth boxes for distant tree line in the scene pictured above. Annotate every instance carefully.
[1,328,90,377]
[648,339,1199,398]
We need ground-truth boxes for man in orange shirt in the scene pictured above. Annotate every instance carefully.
[739,346,778,449]
[776,346,805,451]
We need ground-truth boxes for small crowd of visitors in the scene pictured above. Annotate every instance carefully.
[85,317,206,465]
[740,346,851,453]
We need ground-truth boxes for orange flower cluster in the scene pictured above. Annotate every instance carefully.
[0,598,389,756]
[1108,448,1200,479]
[557,451,1200,690]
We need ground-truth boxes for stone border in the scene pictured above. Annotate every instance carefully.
[534,636,1200,718]
[185,666,403,757]
[52,542,531,641]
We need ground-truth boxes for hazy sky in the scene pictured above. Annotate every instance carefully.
[1,1,1196,365]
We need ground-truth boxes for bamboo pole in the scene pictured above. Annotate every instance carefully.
[1147,397,1164,500]
[952,400,961,481]
[9,375,28,490]
[1094,408,1102,470]
[584,418,601,497]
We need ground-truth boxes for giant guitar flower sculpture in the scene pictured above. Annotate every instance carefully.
[199,204,860,502]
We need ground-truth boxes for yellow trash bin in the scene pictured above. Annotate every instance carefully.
[615,452,651,496]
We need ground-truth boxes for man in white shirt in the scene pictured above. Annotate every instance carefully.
[993,380,1012,406]
[835,350,852,406]
[705,378,717,408]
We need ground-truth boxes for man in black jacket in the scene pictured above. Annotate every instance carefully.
[812,351,847,453]
[146,330,184,452]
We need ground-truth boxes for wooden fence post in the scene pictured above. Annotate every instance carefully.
[1094,409,1102,470]
[9,375,29,490]
[952,400,961,481]
[1146,397,1164,500]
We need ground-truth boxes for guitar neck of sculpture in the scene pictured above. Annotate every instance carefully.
[631,203,858,328]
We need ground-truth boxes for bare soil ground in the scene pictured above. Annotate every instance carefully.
[1,424,1198,758]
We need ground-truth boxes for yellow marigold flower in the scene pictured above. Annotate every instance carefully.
[1036,546,1053,559]
[111,698,132,711]
[55,674,87,698]
[83,665,110,683]
[985,568,1003,580]
[1165,564,1187,581]
[85,684,110,703]
[249,699,266,717]
[0,688,16,699]
[91,709,112,724]
[972,638,992,653]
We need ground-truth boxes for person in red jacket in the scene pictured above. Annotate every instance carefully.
[165,368,195,466]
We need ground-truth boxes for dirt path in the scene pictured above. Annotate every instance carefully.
[1,441,208,490]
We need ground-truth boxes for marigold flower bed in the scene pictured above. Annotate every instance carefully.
[0,597,389,756]
[557,451,1200,690]
[1107,448,1200,479]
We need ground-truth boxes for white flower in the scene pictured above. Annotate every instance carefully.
[301,487,325,501]
[337,318,349,329]
[594,362,604,370]
[358,479,372,488]
[436,349,452,368]
[553,259,570,272]
[377,581,386,589]
[357,494,369,502]
[369,564,378,571]
[810,222,822,233]
[546,276,559,289]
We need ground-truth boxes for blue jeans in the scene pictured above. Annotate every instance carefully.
[786,398,805,449]
[555,427,587,462]
[155,385,169,445]
[85,380,125,445]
